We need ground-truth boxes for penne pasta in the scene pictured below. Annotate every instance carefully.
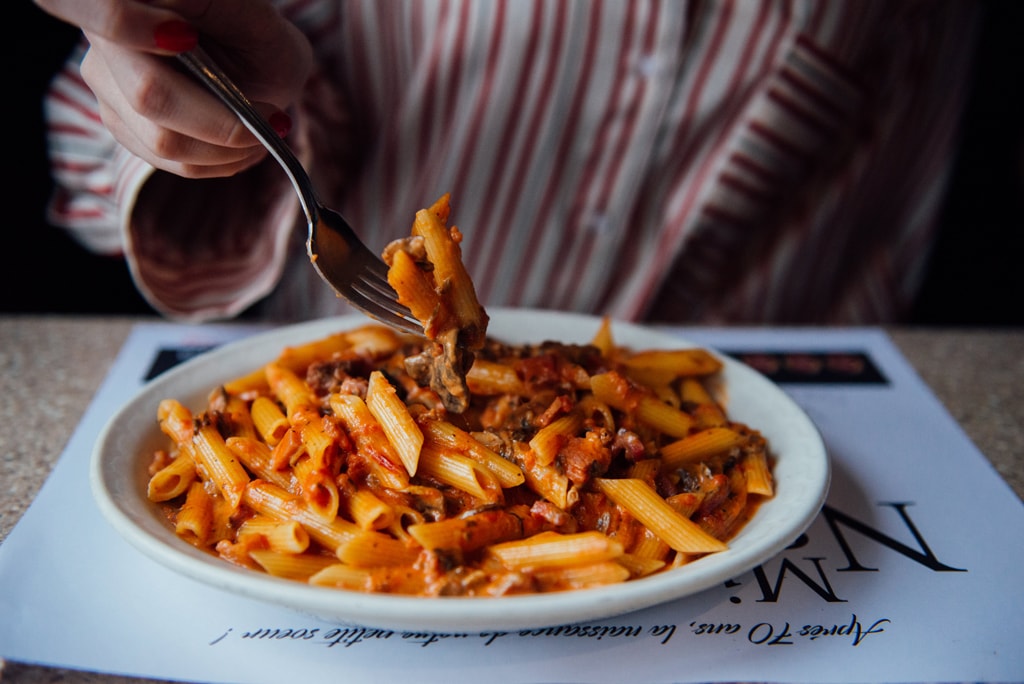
[269,427,304,471]
[238,516,311,554]
[365,370,423,476]
[146,317,776,597]
[590,372,694,438]
[308,563,375,591]
[626,458,660,483]
[224,436,294,490]
[221,333,355,396]
[508,441,575,510]
[292,455,341,521]
[466,359,527,396]
[594,478,727,554]
[622,348,723,377]
[340,325,404,357]
[406,508,523,553]
[634,396,695,439]
[222,391,255,433]
[265,363,317,419]
[330,393,410,491]
[291,408,339,472]
[147,452,196,502]
[660,427,747,470]
[615,553,667,579]
[409,195,488,348]
[386,248,450,339]
[191,423,250,510]
[336,530,420,568]
[533,561,632,591]
[249,550,336,581]
[695,467,749,540]
[144,210,774,598]
[417,444,503,503]
[243,481,361,553]
[629,528,672,563]
[529,412,584,467]
[250,396,289,446]
[275,333,352,371]
[419,419,525,487]
[346,488,396,531]
[175,481,214,546]
[157,398,194,445]
[741,442,774,496]
[383,194,489,414]
[488,531,624,571]
[680,377,728,427]
[589,315,616,357]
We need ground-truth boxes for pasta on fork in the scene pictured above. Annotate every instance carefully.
[382,193,489,413]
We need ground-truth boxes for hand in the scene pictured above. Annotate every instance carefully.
[35,0,313,178]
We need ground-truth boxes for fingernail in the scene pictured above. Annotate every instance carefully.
[269,111,292,138]
[154,20,198,52]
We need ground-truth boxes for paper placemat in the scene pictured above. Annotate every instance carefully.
[2,324,1021,683]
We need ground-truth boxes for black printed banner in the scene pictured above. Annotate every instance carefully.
[723,351,888,385]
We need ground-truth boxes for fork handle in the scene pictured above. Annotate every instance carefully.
[176,46,321,224]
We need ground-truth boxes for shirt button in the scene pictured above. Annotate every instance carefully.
[584,213,610,234]
[635,54,660,78]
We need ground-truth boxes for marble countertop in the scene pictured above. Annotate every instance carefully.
[1,316,1021,683]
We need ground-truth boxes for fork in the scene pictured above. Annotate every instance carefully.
[176,46,422,335]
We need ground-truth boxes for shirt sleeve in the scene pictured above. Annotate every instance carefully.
[43,40,142,257]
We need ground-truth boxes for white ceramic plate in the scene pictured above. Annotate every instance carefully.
[92,309,829,632]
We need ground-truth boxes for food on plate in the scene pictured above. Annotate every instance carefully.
[144,318,775,597]
[382,193,488,413]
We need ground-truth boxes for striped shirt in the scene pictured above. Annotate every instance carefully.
[43,0,979,323]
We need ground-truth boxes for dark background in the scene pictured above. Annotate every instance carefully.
[7,1,1023,325]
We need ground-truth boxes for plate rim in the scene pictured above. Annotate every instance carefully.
[90,308,830,632]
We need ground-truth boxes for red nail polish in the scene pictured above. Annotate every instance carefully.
[269,111,292,138]
[154,20,198,52]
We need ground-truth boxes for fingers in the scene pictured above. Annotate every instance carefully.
[100,104,269,179]
[82,37,269,178]
[33,0,203,54]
